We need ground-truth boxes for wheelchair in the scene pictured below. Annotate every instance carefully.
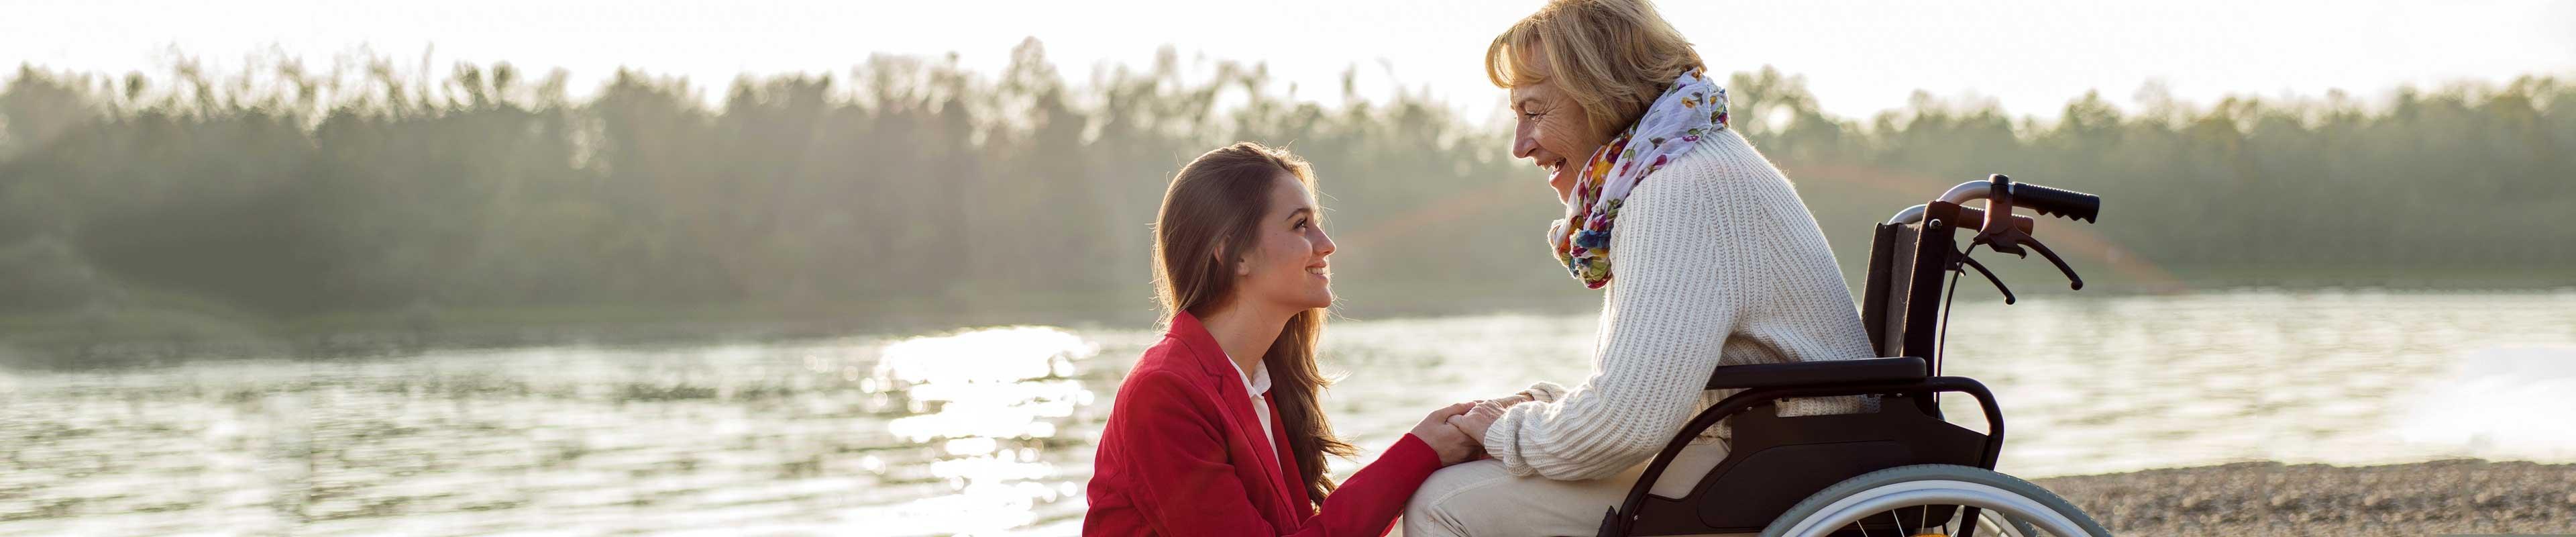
[1593,175,2112,537]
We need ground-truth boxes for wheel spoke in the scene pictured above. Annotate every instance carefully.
[1760,466,2104,537]
[1974,509,2019,537]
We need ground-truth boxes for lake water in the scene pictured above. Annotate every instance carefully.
[3,291,2572,536]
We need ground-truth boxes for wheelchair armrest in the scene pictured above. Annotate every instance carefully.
[1704,356,1927,390]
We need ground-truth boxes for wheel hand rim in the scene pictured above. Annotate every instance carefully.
[1780,479,2092,537]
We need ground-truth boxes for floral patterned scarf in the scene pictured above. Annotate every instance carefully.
[1548,67,1730,289]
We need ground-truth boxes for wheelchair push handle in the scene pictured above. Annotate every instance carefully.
[2004,179,2100,223]
[1884,175,2100,228]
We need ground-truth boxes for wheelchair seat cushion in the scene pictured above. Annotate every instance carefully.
[1703,356,1927,389]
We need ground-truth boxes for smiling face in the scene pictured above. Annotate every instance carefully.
[1228,171,1336,312]
[1509,54,1613,203]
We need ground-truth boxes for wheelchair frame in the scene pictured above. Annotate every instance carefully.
[1595,175,2099,537]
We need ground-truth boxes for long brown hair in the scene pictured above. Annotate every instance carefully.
[1150,142,1354,505]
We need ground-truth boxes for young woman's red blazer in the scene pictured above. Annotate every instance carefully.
[1083,311,1443,536]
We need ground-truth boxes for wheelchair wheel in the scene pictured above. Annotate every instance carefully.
[1760,465,2108,537]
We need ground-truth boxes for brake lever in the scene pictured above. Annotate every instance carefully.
[2022,238,2086,291]
[1975,228,2088,291]
[1955,254,2016,305]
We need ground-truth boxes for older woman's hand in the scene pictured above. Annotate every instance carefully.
[1453,390,1536,446]
[1411,401,1486,465]
[1444,401,1506,448]
[1472,393,1531,416]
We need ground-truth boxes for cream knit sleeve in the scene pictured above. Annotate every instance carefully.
[1481,159,1745,481]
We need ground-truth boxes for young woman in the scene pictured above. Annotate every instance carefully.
[1083,142,1483,536]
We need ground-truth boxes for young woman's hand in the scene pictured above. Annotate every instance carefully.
[1411,401,1483,465]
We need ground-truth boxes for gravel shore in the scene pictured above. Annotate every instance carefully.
[2033,459,2576,536]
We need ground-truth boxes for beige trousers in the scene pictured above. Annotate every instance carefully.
[1399,441,1752,537]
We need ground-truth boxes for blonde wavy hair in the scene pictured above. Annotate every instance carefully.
[1485,0,1705,134]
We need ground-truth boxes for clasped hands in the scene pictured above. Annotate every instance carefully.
[1409,393,1535,465]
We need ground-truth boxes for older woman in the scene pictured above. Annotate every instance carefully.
[1403,1,1877,535]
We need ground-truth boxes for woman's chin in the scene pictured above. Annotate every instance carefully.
[1302,290,1334,310]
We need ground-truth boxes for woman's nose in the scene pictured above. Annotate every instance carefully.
[1512,134,1538,160]
[1313,230,1336,257]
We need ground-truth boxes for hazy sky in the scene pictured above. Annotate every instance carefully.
[7,0,2573,121]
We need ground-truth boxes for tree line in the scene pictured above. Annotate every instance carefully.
[2,39,2568,362]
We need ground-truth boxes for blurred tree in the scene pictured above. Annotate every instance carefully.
[0,46,2566,354]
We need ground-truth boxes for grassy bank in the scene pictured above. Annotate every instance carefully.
[0,291,1160,369]
[10,283,2571,370]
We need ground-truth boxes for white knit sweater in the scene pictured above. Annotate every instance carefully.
[1484,129,1879,481]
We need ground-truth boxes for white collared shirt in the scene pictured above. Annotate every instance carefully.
[1223,354,1277,451]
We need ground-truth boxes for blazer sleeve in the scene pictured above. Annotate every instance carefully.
[1285,433,1444,536]
[1114,371,1447,536]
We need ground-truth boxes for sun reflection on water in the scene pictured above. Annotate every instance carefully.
[865,326,1100,535]
[5,293,2569,535]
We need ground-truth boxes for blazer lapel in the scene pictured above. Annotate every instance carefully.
[1167,311,1293,522]
[1270,395,1316,516]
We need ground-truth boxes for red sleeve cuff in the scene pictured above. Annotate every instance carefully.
[1300,434,1447,536]
[1387,433,1444,472]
